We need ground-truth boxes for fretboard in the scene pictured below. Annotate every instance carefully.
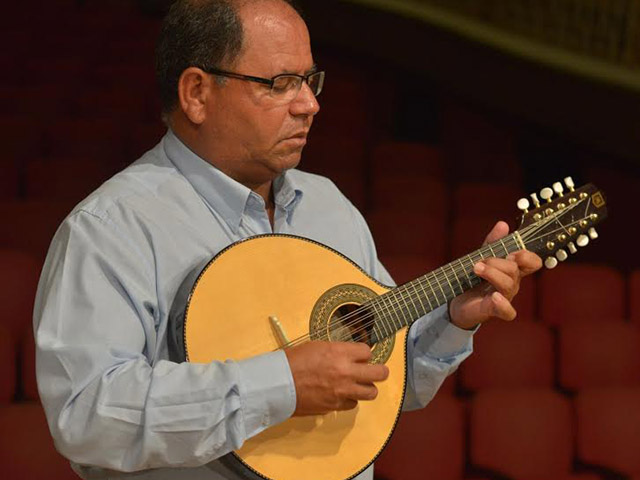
[367,231,523,342]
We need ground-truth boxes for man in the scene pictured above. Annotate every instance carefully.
[34,1,542,479]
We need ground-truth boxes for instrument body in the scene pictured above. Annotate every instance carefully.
[185,235,406,480]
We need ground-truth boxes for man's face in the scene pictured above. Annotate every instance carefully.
[201,1,320,187]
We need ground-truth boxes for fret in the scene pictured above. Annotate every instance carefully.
[379,293,398,336]
[370,300,390,341]
[488,244,496,257]
[376,294,395,339]
[499,238,509,256]
[398,285,420,321]
[432,269,450,304]
[448,263,464,295]
[458,258,473,286]
[410,280,427,315]
[440,267,456,299]
[387,289,407,330]
[424,275,441,307]
[418,278,435,311]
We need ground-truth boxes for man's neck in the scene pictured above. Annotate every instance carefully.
[170,122,277,227]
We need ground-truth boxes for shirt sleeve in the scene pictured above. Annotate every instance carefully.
[346,202,475,411]
[33,210,296,472]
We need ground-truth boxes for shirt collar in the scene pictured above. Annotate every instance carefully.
[163,130,303,233]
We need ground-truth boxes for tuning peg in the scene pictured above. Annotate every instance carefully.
[568,242,578,254]
[553,182,564,197]
[540,187,554,203]
[556,249,568,261]
[564,176,575,192]
[530,192,541,208]
[577,234,589,247]
[517,198,530,213]
[588,228,598,239]
[545,257,558,269]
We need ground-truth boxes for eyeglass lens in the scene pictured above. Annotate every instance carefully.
[271,72,324,100]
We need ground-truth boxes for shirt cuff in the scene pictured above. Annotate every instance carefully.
[411,305,477,362]
[236,350,297,439]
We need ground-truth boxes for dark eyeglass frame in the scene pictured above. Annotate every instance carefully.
[199,66,325,96]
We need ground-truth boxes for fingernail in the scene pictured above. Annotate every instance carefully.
[492,291,504,302]
[506,253,516,261]
[474,263,485,274]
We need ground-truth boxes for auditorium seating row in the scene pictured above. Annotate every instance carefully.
[3,389,639,480]
[376,388,640,480]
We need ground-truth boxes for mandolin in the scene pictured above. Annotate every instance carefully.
[174,178,606,480]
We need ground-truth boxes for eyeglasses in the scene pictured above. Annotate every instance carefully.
[200,66,325,105]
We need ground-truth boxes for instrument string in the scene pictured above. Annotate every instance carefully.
[333,210,586,344]
[280,201,588,349]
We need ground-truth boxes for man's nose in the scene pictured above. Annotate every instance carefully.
[290,82,320,117]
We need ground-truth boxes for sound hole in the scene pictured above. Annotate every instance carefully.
[327,303,375,346]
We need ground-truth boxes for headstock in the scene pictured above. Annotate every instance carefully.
[516,177,607,269]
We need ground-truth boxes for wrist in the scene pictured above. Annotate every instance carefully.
[448,300,480,331]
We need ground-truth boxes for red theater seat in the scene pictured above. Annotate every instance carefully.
[0,249,41,342]
[539,264,625,327]
[460,321,554,392]
[0,324,16,403]
[375,395,464,480]
[26,157,116,201]
[21,332,38,401]
[470,389,573,479]
[576,388,640,476]
[512,274,536,321]
[370,176,448,217]
[0,85,71,118]
[370,141,445,180]
[440,103,521,183]
[302,133,367,176]
[366,211,446,263]
[631,270,640,325]
[128,122,167,159]
[559,321,640,390]
[45,118,127,161]
[0,160,19,200]
[0,115,45,160]
[450,215,500,259]
[0,403,77,480]
[453,182,524,220]
[0,200,74,262]
[72,87,151,121]
[380,254,440,286]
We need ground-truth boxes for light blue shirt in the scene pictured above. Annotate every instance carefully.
[33,130,474,480]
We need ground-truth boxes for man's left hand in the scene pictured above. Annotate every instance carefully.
[449,221,543,330]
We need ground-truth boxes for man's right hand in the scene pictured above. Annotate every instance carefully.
[284,341,389,416]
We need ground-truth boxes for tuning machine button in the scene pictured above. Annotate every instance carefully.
[553,182,564,197]
[577,234,589,247]
[588,228,598,239]
[568,242,578,254]
[545,257,558,269]
[517,198,530,213]
[540,188,554,203]
[565,176,576,192]
[530,193,541,208]
[556,249,568,261]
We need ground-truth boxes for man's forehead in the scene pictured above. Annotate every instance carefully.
[234,0,313,73]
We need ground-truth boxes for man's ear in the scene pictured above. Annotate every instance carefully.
[177,67,213,125]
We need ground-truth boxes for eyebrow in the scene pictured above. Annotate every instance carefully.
[278,64,318,76]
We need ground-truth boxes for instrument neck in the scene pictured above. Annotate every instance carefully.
[368,232,524,341]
